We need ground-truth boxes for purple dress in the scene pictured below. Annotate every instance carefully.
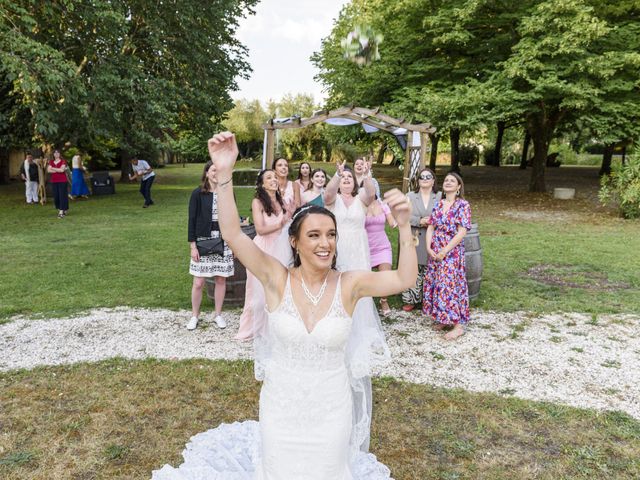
[365,201,392,267]
[422,199,472,325]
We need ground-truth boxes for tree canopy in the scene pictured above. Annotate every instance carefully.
[313,0,640,191]
[0,0,257,180]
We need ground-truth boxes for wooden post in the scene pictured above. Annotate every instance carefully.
[402,130,413,193]
[419,132,428,170]
[265,129,275,169]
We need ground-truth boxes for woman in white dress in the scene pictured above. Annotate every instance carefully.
[153,132,417,480]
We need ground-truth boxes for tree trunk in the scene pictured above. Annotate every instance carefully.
[528,113,553,192]
[449,128,461,173]
[599,143,615,176]
[493,121,506,167]
[120,150,132,182]
[622,145,627,165]
[429,133,439,171]
[0,147,10,184]
[519,131,531,170]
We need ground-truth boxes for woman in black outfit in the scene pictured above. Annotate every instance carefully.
[186,161,234,330]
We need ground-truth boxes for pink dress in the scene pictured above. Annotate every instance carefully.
[237,209,290,340]
[365,201,392,267]
[282,180,296,214]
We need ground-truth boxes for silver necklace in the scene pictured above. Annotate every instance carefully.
[299,269,330,306]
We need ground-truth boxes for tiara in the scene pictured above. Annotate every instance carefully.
[291,205,313,222]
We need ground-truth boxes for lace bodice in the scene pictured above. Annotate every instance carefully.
[267,273,352,371]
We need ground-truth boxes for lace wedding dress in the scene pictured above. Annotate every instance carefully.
[152,273,392,480]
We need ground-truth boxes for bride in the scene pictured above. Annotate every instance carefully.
[153,132,418,480]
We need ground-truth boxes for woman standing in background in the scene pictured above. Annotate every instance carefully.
[186,161,234,331]
[47,149,70,219]
[402,168,441,311]
[294,161,312,193]
[301,168,327,207]
[423,172,471,340]
[236,169,293,340]
[365,196,396,316]
[272,157,300,213]
[70,154,91,199]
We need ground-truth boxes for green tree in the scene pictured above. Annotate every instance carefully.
[0,0,257,180]
[314,0,640,191]
[223,99,268,158]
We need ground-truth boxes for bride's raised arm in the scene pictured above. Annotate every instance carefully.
[343,189,418,310]
[207,132,287,306]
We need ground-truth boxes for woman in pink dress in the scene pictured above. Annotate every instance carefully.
[423,172,471,340]
[236,169,292,340]
[272,157,300,213]
[365,197,397,316]
[294,161,311,193]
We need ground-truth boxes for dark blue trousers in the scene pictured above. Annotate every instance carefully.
[140,176,155,206]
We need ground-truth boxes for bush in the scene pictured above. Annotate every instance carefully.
[482,147,496,166]
[599,155,640,219]
[459,144,479,166]
[550,143,579,165]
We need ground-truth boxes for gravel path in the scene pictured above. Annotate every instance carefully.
[1,307,638,419]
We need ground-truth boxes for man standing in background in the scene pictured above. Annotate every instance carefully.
[19,153,39,204]
[129,157,156,208]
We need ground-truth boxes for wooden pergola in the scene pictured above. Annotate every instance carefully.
[261,106,436,192]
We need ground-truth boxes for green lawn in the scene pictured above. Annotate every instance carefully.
[1,163,639,319]
[1,359,638,479]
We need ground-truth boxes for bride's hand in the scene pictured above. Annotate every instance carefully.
[208,132,239,177]
[383,189,411,227]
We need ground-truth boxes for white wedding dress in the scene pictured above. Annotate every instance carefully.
[152,272,392,480]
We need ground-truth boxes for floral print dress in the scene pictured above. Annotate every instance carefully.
[422,198,472,325]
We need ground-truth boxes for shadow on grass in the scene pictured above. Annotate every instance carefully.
[1,358,638,479]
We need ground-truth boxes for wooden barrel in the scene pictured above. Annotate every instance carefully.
[206,224,256,307]
[464,223,483,300]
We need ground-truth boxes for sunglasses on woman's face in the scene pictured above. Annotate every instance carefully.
[419,174,433,180]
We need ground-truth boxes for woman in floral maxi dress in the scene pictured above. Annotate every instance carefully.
[423,172,472,340]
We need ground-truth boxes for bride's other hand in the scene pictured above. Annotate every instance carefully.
[208,132,238,176]
[383,189,411,227]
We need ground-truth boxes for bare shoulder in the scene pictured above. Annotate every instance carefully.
[251,197,264,211]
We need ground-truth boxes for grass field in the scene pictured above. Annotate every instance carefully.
[1,359,639,480]
[1,163,638,318]
[2,164,640,479]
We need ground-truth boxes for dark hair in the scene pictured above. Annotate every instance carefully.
[445,171,465,199]
[200,160,214,193]
[338,168,358,197]
[272,157,289,172]
[414,167,438,193]
[297,162,311,181]
[288,205,337,269]
[255,169,285,216]
[310,168,327,188]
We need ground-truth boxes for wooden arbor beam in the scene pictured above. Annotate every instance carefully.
[260,106,437,188]
[261,106,436,134]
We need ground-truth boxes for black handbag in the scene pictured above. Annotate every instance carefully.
[196,237,224,256]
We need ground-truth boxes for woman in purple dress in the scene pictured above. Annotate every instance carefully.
[423,172,471,340]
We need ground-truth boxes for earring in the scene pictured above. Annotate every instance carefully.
[456,189,460,196]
